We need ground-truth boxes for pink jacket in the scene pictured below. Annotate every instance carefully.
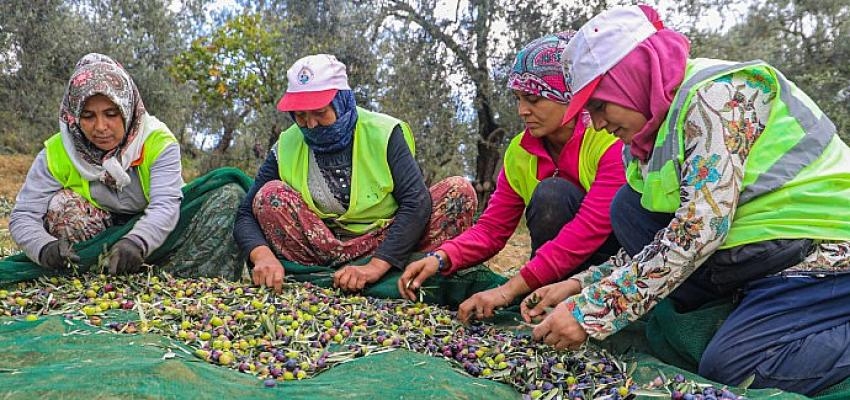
[438,118,625,290]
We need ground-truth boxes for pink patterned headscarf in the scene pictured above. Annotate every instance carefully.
[507,31,576,104]
[59,53,148,190]
[591,5,689,161]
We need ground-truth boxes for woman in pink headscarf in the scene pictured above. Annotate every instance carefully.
[524,5,850,396]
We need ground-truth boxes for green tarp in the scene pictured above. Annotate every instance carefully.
[2,168,849,399]
[0,316,519,400]
[0,294,832,400]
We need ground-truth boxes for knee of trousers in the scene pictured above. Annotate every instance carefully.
[698,340,743,386]
[434,175,475,193]
[252,180,301,211]
[527,177,583,212]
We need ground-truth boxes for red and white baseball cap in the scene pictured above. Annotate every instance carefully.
[561,5,663,125]
[276,54,351,112]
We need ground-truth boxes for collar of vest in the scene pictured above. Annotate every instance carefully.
[518,115,588,158]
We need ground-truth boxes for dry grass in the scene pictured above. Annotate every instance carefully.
[485,225,531,277]
[0,154,32,199]
[0,154,32,254]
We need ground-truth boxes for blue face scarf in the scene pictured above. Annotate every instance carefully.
[292,90,358,154]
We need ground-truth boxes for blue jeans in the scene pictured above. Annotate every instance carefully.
[610,184,850,395]
[525,177,619,270]
[700,274,850,395]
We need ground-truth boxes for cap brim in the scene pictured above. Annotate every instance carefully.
[561,76,602,126]
[276,89,338,112]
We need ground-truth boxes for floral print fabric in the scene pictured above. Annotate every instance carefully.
[567,69,850,339]
[60,53,148,190]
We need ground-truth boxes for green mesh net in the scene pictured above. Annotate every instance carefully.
[0,316,519,400]
[2,168,848,399]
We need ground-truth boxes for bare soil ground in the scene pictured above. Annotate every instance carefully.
[0,154,532,269]
[0,154,32,199]
[0,155,33,254]
[485,226,531,276]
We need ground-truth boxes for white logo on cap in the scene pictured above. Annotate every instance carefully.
[297,67,313,85]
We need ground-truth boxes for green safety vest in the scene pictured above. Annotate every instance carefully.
[504,126,619,205]
[44,128,178,209]
[626,58,850,248]
[277,107,415,234]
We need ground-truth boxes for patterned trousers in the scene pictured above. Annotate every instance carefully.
[252,176,477,267]
[43,185,246,280]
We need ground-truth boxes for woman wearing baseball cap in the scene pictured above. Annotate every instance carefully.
[399,32,625,322]
[234,54,477,294]
[524,5,850,395]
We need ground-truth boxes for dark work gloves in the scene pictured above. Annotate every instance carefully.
[108,238,145,275]
[39,238,80,270]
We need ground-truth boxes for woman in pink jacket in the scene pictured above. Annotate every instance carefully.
[399,32,625,321]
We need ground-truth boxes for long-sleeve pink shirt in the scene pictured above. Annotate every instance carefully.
[438,118,625,290]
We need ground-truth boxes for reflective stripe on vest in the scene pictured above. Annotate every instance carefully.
[44,128,177,209]
[628,58,835,205]
[627,58,850,247]
[504,126,618,205]
[277,107,415,234]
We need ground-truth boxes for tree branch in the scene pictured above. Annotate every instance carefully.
[383,1,484,83]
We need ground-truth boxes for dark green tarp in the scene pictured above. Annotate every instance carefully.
[2,168,849,399]
[0,316,519,400]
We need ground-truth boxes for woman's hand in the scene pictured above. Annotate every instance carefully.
[457,286,512,322]
[250,246,285,293]
[108,238,144,275]
[457,276,530,322]
[39,238,80,270]
[531,302,588,350]
[334,258,392,292]
[398,252,445,300]
[520,279,582,323]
